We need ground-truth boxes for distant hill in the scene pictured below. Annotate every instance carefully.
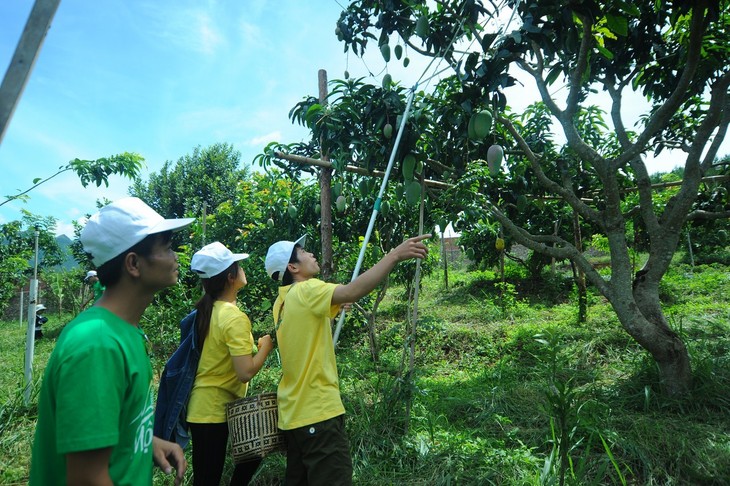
[55,235,79,270]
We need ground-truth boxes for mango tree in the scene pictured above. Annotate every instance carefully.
[256,76,441,285]
[337,0,730,396]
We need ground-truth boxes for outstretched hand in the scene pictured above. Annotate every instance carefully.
[392,234,431,262]
[152,436,187,485]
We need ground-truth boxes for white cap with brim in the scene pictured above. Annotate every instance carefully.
[265,235,306,281]
[81,197,194,267]
[85,270,97,280]
[191,241,249,278]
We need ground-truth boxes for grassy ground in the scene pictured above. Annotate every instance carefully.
[1,261,729,485]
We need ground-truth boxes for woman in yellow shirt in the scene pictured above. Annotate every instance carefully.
[187,242,273,485]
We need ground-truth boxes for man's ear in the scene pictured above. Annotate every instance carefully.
[124,252,142,278]
[287,262,300,275]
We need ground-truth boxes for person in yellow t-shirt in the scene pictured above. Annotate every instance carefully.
[187,242,274,486]
[264,233,430,485]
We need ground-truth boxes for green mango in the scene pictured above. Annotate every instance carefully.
[382,74,392,88]
[395,183,405,199]
[266,218,274,228]
[405,181,421,206]
[333,182,342,198]
[344,70,349,80]
[335,195,346,213]
[380,43,391,62]
[394,44,403,60]
[288,206,298,218]
[383,123,393,139]
[315,204,321,214]
[403,57,410,67]
[473,110,493,139]
[380,200,390,217]
[359,179,369,197]
[402,154,416,181]
[487,145,504,175]
[416,15,429,38]
[467,115,477,139]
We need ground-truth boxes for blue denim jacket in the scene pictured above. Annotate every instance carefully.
[153,310,200,449]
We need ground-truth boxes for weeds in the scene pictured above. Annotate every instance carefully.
[2,263,730,485]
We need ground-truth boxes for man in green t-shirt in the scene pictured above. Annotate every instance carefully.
[265,233,429,485]
[29,197,193,486]
[81,270,105,308]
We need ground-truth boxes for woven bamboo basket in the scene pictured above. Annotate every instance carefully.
[226,392,286,463]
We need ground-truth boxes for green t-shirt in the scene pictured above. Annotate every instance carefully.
[92,280,105,302]
[29,307,155,486]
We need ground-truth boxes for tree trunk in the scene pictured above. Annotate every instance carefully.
[613,276,693,396]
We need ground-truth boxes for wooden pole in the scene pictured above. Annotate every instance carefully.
[274,150,725,195]
[273,151,452,190]
[0,0,62,145]
[318,70,334,281]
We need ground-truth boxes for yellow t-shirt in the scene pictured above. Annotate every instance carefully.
[274,279,344,430]
[187,301,254,423]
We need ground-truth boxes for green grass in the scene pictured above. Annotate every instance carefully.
[2,262,729,485]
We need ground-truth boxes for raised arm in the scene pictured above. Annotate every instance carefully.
[332,234,430,306]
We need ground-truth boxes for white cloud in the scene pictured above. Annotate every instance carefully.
[197,13,225,55]
[136,2,225,56]
[248,131,282,147]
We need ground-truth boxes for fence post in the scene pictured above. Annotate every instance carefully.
[23,228,40,405]
[19,288,24,326]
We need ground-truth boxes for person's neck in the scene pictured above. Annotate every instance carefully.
[292,272,316,284]
[218,286,238,303]
[95,285,155,327]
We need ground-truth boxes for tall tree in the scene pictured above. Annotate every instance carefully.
[336,0,730,395]
[130,143,248,219]
[0,211,61,316]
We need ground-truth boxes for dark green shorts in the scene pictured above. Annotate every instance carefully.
[283,414,353,486]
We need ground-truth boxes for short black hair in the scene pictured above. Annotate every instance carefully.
[96,231,173,287]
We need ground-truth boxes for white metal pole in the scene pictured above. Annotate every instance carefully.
[24,228,40,405]
[19,288,24,326]
[332,88,416,347]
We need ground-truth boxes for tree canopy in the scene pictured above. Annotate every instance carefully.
[258,0,730,396]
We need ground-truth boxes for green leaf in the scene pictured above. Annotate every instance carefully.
[596,45,614,60]
[605,13,628,37]
[545,65,563,86]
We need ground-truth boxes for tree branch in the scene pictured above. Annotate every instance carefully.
[499,115,602,226]
[483,194,612,296]
[1,167,70,207]
[627,5,707,160]
[686,209,730,221]
[565,15,593,119]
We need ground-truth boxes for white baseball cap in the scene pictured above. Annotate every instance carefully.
[85,270,97,280]
[81,197,195,267]
[265,235,306,281]
[191,241,249,278]
[36,304,46,312]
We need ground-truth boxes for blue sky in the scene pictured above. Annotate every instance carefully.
[1,1,724,237]
[1,0,395,236]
